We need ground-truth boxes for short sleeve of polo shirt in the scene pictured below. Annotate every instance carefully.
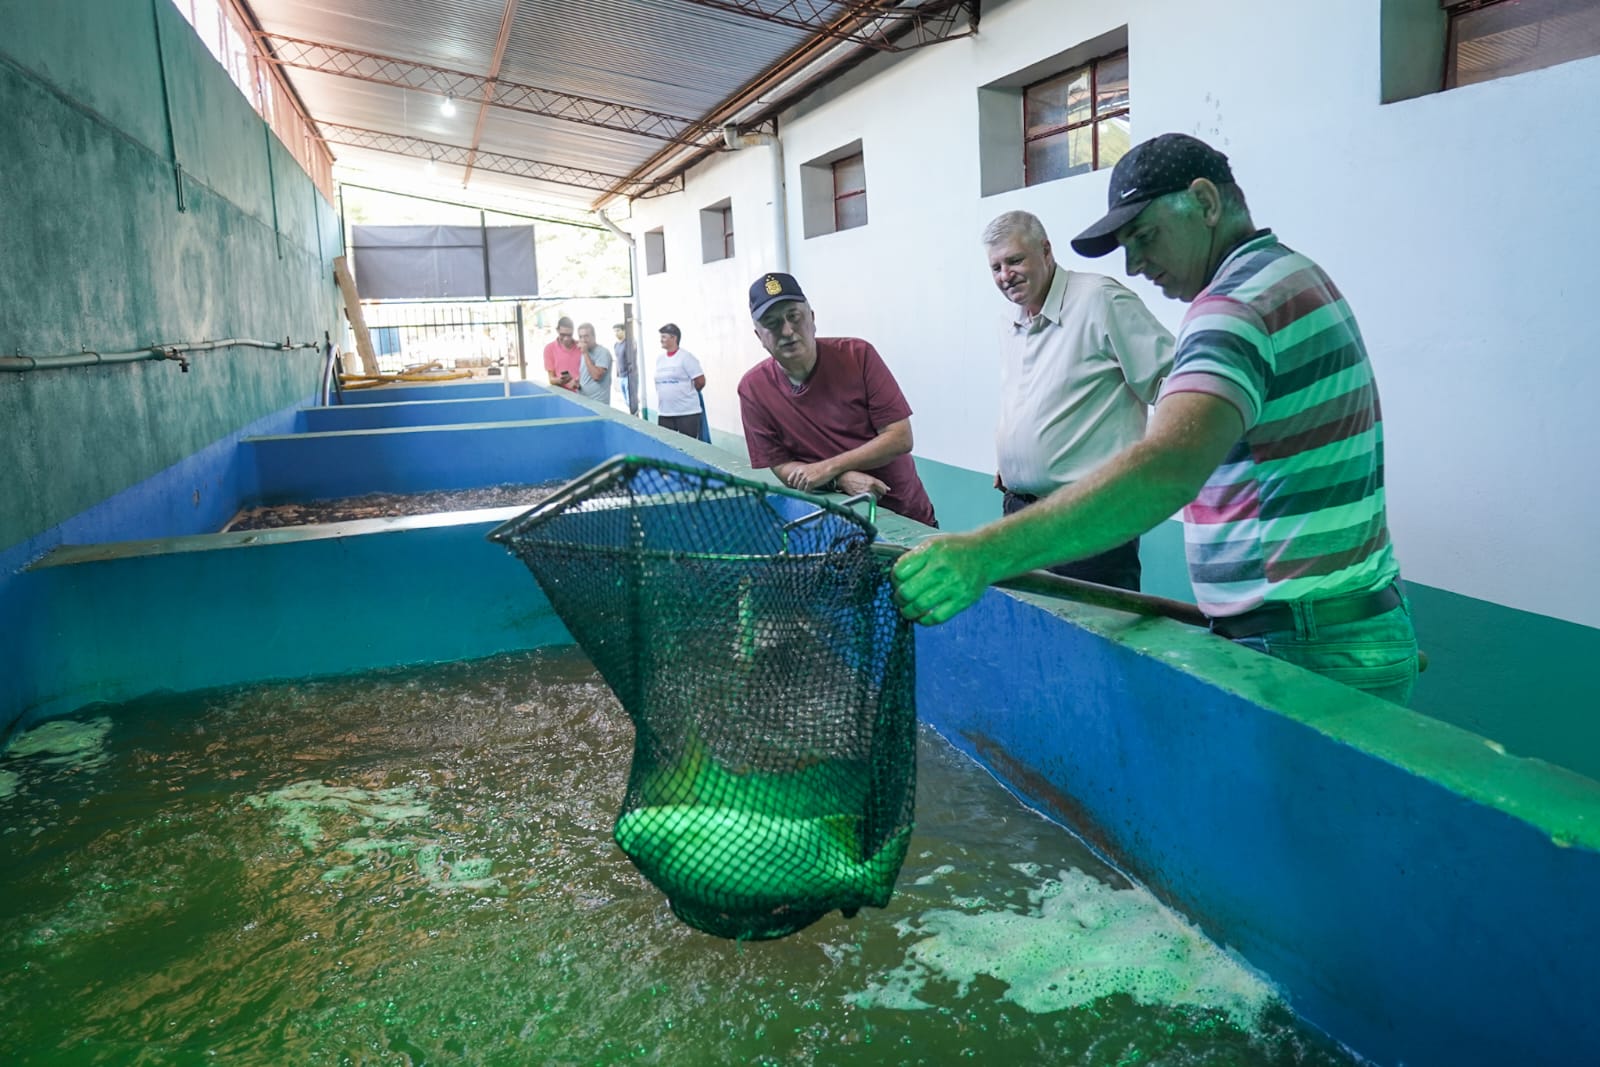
[738,366,793,468]
[1101,282,1176,406]
[1157,295,1272,431]
[855,339,914,429]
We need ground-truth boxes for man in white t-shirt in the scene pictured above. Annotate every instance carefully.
[653,322,706,438]
[982,210,1174,590]
[575,323,613,404]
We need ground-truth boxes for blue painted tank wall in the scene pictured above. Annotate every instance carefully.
[914,589,1600,1067]
[299,393,587,431]
[243,417,678,503]
[13,516,565,725]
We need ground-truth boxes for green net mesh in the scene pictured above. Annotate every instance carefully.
[489,456,917,941]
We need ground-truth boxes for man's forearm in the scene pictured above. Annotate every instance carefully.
[969,439,1202,583]
[892,393,1243,626]
[770,461,810,487]
[817,421,913,481]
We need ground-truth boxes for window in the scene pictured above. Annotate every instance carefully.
[1445,0,1600,88]
[832,154,868,231]
[800,140,866,239]
[644,228,666,275]
[699,200,734,262]
[170,0,334,197]
[976,26,1128,197]
[1022,51,1129,186]
[1382,0,1600,103]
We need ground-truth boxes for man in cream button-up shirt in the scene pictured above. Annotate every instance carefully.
[984,210,1174,590]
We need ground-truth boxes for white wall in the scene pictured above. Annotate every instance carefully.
[621,0,1600,629]
[628,146,789,435]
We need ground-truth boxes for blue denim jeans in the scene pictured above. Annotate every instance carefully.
[1231,598,1419,706]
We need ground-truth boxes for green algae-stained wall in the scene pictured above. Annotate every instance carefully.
[0,0,340,556]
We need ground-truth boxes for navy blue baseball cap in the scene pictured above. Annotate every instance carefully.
[1070,133,1235,258]
[749,272,808,318]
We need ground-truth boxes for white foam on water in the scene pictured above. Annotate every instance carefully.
[848,866,1276,1030]
[414,844,505,896]
[911,863,956,886]
[4,716,112,767]
[245,779,432,849]
[245,780,504,895]
[336,835,416,856]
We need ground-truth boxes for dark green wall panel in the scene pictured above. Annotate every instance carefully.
[0,1,341,555]
[1406,585,1600,781]
[157,1,274,224]
[0,0,169,153]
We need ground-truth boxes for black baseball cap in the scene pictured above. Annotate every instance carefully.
[1070,133,1235,258]
[749,272,807,319]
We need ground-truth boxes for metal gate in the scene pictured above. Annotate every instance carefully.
[359,300,527,378]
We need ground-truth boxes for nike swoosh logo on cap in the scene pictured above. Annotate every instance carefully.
[1119,187,1140,200]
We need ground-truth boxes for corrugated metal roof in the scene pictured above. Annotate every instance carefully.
[257,0,511,71]
[496,0,813,117]
[245,0,937,212]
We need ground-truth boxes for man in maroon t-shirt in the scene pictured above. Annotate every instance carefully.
[738,272,937,527]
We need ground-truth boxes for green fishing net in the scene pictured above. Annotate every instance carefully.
[490,455,916,940]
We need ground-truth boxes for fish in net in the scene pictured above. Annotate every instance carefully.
[488,455,916,940]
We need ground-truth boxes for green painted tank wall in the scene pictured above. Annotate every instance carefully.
[0,0,341,557]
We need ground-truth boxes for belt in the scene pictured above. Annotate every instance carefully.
[1208,583,1402,640]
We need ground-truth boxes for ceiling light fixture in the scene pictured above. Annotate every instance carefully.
[440,94,457,117]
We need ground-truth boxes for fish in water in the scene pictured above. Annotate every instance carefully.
[614,805,911,918]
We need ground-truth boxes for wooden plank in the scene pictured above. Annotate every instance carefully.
[333,255,380,376]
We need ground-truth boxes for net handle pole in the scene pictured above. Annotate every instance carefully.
[780,492,877,533]
[870,542,1209,628]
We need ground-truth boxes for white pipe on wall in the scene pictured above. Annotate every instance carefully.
[595,208,647,418]
[723,125,789,274]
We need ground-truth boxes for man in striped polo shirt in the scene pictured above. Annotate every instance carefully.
[893,133,1417,704]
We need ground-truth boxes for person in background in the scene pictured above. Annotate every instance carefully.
[612,322,639,415]
[654,323,706,439]
[983,209,1174,590]
[894,133,1417,704]
[576,323,613,405]
[543,316,581,392]
[738,272,937,527]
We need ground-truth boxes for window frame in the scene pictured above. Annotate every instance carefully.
[644,227,667,275]
[1021,48,1129,187]
[719,205,735,259]
[831,154,868,232]
[1442,0,1600,89]
[798,140,866,239]
[697,200,734,263]
[171,0,335,197]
